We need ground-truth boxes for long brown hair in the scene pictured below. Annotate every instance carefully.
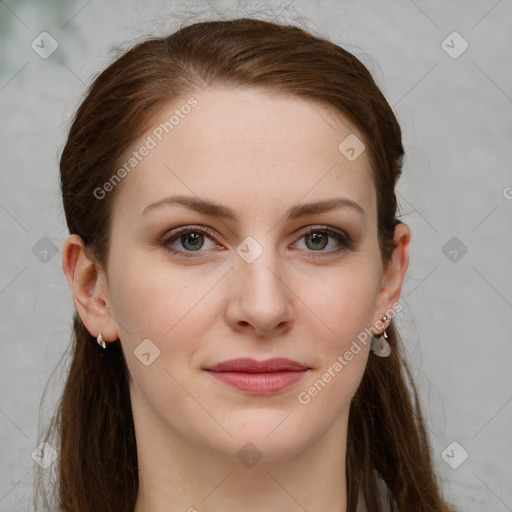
[36,17,451,512]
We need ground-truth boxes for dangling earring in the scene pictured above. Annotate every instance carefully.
[371,315,391,357]
[97,331,107,349]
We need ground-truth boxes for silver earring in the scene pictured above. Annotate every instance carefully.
[97,331,106,349]
[371,315,391,357]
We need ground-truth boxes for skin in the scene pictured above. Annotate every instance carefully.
[63,87,410,512]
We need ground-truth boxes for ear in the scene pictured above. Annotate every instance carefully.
[374,222,410,325]
[62,234,119,343]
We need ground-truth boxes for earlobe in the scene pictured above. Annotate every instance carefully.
[62,234,119,343]
[377,222,411,310]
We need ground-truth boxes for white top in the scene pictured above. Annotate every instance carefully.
[355,475,393,512]
[356,494,391,511]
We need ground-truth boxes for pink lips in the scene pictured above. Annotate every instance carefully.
[205,358,309,394]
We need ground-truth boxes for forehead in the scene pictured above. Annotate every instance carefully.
[110,86,376,224]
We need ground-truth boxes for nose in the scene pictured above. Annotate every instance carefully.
[225,247,295,337]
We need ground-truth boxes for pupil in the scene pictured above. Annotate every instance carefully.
[183,232,202,250]
[308,232,327,250]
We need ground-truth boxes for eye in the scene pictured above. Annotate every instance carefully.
[162,226,222,257]
[292,226,354,257]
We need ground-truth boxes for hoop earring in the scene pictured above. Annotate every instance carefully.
[97,332,107,349]
[370,315,391,357]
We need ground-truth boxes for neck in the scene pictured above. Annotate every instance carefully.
[132,400,349,512]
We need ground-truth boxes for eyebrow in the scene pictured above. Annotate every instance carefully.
[141,195,365,221]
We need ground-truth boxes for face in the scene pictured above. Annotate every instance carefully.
[102,87,393,462]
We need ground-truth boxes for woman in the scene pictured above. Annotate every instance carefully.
[37,17,453,512]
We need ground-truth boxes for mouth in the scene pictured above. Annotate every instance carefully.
[204,358,310,394]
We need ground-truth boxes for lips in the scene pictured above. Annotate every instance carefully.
[208,357,308,373]
[205,358,309,394]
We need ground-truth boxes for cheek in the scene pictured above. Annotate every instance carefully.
[107,253,227,398]
[109,251,219,339]
[305,260,382,349]
[293,269,379,434]
[297,258,381,399]
[107,255,222,410]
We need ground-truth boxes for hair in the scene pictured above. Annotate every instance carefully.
[36,17,451,512]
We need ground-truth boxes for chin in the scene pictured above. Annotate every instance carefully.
[204,413,320,463]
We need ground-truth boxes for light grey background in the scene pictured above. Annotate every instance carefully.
[1,1,511,510]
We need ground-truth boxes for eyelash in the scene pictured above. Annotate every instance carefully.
[160,225,355,259]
